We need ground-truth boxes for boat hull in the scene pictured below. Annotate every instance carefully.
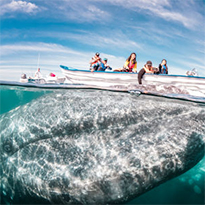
[61,66,138,86]
[60,66,205,92]
[20,77,66,84]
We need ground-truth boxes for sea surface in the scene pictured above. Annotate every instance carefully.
[0,82,204,205]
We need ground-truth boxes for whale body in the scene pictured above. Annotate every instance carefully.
[0,90,205,204]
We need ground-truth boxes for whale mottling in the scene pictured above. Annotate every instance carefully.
[0,90,204,204]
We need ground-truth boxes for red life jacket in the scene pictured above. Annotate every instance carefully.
[91,57,101,65]
[128,61,135,72]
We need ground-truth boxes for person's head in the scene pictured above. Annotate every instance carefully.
[95,52,100,57]
[145,61,152,69]
[161,59,167,65]
[103,58,108,62]
[127,52,136,62]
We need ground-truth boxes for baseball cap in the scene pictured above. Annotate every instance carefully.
[146,61,152,66]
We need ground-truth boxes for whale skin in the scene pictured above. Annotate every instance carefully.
[0,90,205,204]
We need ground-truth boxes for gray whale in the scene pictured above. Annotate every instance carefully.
[1,90,205,204]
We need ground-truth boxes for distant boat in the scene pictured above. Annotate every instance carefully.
[60,65,205,92]
[20,73,66,84]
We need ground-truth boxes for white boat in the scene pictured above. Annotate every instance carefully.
[60,65,205,93]
[20,73,66,84]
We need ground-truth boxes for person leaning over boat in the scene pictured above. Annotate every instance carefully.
[158,59,168,74]
[34,68,43,78]
[114,52,137,72]
[90,52,101,71]
[98,58,112,71]
[138,61,156,84]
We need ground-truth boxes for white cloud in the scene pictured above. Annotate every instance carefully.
[0,43,83,56]
[0,0,38,16]
[31,30,142,51]
[1,0,203,30]
[39,0,111,23]
[54,0,203,30]
[94,0,203,29]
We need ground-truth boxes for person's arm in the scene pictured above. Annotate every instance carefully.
[166,66,168,74]
[123,60,129,70]
[90,56,100,64]
[104,62,110,69]
[138,68,145,84]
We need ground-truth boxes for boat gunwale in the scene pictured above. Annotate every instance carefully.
[60,65,205,79]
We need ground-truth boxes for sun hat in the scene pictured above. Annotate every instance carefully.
[103,58,107,61]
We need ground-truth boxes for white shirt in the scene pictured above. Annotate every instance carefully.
[35,70,43,78]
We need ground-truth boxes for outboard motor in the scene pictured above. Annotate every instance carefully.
[21,73,27,79]
[20,73,29,83]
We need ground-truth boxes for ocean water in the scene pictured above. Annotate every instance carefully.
[0,83,204,205]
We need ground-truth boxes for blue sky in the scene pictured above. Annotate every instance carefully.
[0,0,205,81]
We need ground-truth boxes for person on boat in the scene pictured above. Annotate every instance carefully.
[158,59,168,74]
[138,61,155,84]
[34,68,43,78]
[114,52,137,72]
[186,68,198,76]
[90,52,101,71]
[98,58,112,71]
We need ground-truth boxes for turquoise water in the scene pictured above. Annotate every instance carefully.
[0,84,204,204]
[128,158,205,204]
[0,86,51,115]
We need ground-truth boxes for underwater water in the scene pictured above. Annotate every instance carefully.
[0,83,204,205]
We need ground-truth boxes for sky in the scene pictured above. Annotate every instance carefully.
[0,0,205,81]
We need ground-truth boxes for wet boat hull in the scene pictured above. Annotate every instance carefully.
[60,65,205,92]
